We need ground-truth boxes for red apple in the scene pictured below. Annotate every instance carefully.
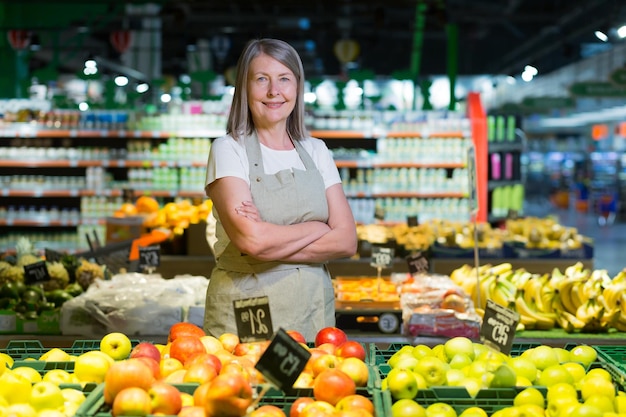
[249,404,286,417]
[148,381,183,415]
[179,405,207,417]
[299,400,337,417]
[335,341,366,362]
[198,372,253,417]
[218,333,240,353]
[104,358,156,404]
[286,330,307,344]
[185,352,223,374]
[169,336,207,366]
[311,354,340,377]
[338,357,370,387]
[314,327,347,348]
[335,394,374,415]
[164,369,188,384]
[135,356,161,380]
[130,342,162,363]
[304,348,328,374]
[112,387,152,417]
[183,361,219,384]
[289,397,315,417]
[292,371,314,389]
[313,369,356,406]
[316,343,337,355]
[233,341,267,357]
[168,322,206,343]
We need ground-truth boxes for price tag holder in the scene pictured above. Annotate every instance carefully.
[374,206,386,221]
[255,328,311,394]
[139,245,161,269]
[370,246,394,269]
[407,215,419,227]
[480,299,519,355]
[467,146,478,215]
[24,261,51,285]
[233,296,273,343]
[406,251,429,275]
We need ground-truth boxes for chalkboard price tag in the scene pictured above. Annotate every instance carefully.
[139,245,161,268]
[24,261,51,285]
[233,296,273,343]
[480,299,519,355]
[370,246,394,269]
[407,215,419,227]
[406,251,429,275]
[255,328,311,394]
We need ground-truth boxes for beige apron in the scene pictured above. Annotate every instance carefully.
[203,133,335,342]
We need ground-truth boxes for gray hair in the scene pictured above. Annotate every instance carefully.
[226,38,307,141]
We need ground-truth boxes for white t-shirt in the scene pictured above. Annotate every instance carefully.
[205,134,341,188]
[204,134,342,257]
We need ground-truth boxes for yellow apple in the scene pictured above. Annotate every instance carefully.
[6,403,37,417]
[39,348,72,362]
[73,351,114,384]
[0,370,32,404]
[11,366,43,384]
[61,388,87,406]
[199,335,224,354]
[42,369,74,386]
[30,381,64,411]
[100,332,133,361]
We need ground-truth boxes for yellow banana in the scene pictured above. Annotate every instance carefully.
[575,298,604,323]
[559,310,587,331]
[539,285,556,314]
[514,295,555,330]
[570,282,586,309]
[613,312,626,332]
[557,277,585,315]
[488,262,513,277]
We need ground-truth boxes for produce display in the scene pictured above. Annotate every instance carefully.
[113,196,213,237]
[0,323,376,417]
[355,216,590,255]
[450,261,626,332]
[0,237,105,321]
[377,337,625,417]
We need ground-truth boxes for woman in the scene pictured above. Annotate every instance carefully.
[203,38,357,341]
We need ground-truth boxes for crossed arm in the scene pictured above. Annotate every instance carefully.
[207,176,357,263]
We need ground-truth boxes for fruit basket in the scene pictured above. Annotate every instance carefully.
[0,339,141,360]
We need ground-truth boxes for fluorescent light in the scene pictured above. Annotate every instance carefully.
[595,30,609,42]
[618,25,626,38]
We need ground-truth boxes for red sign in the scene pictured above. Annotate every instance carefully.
[110,30,132,53]
[7,30,31,50]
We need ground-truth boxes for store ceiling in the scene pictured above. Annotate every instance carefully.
[17,0,626,80]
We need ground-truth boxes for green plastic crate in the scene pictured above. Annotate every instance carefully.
[593,345,626,385]
[0,339,47,359]
[379,385,543,416]
[66,339,142,356]
[11,359,75,375]
[75,382,385,417]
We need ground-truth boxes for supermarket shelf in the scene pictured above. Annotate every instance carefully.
[386,131,467,138]
[0,189,205,199]
[335,161,466,169]
[0,159,207,168]
[346,191,467,198]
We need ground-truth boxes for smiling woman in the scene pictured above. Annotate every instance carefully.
[202,38,357,342]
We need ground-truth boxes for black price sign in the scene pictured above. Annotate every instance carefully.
[24,261,51,285]
[44,248,64,263]
[233,296,273,343]
[407,215,419,227]
[480,299,519,355]
[374,206,386,221]
[370,246,394,269]
[406,251,429,275]
[255,328,311,394]
[139,245,161,268]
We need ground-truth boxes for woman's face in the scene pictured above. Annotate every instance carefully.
[247,53,297,128]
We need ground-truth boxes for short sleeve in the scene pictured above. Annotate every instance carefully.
[205,135,250,187]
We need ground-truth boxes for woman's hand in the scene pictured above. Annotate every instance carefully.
[235,200,261,221]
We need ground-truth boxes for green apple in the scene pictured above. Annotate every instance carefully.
[569,345,598,368]
[507,356,538,383]
[580,376,616,401]
[446,368,466,386]
[459,377,482,397]
[444,337,475,362]
[73,350,114,384]
[514,387,545,408]
[39,348,72,362]
[389,347,416,368]
[459,406,488,417]
[42,369,74,386]
[30,381,64,411]
[391,398,427,417]
[11,366,42,384]
[100,332,133,360]
[414,355,448,387]
[426,402,457,417]
[395,356,420,372]
[6,403,37,417]
[537,364,574,387]
[489,364,517,388]
[0,371,31,404]
[449,353,473,370]
[61,388,87,407]
[553,347,572,364]
[431,345,448,362]
[562,361,586,384]
[387,367,419,400]
[412,344,433,359]
[521,345,559,371]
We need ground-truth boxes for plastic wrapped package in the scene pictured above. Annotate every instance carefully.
[60,273,209,337]
[400,273,482,339]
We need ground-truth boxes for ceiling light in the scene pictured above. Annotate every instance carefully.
[136,83,149,93]
[595,30,609,42]
[618,25,626,38]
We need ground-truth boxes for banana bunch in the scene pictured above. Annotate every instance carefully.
[449,262,515,311]
[551,263,619,332]
[604,270,626,331]
[513,273,557,330]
